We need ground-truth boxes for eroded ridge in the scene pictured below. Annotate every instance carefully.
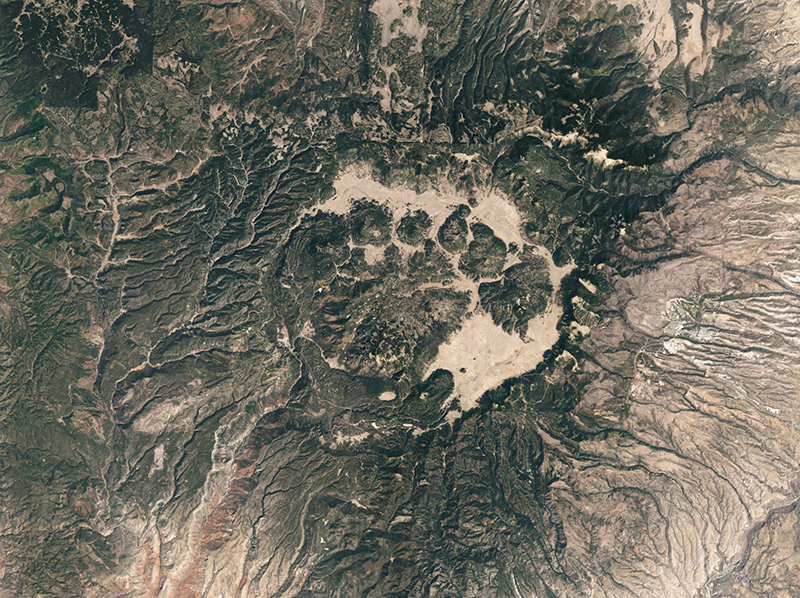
[559,160,800,597]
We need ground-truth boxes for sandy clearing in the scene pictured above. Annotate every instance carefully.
[683,2,705,66]
[329,165,531,250]
[467,189,524,247]
[348,241,385,265]
[425,305,564,412]
[330,166,460,232]
[133,399,190,434]
[370,0,428,52]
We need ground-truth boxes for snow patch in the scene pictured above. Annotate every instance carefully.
[663,338,684,354]
[585,147,624,169]
[579,278,598,294]
[149,445,165,477]
[333,431,371,447]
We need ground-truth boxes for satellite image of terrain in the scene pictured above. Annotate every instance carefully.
[2,0,800,596]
